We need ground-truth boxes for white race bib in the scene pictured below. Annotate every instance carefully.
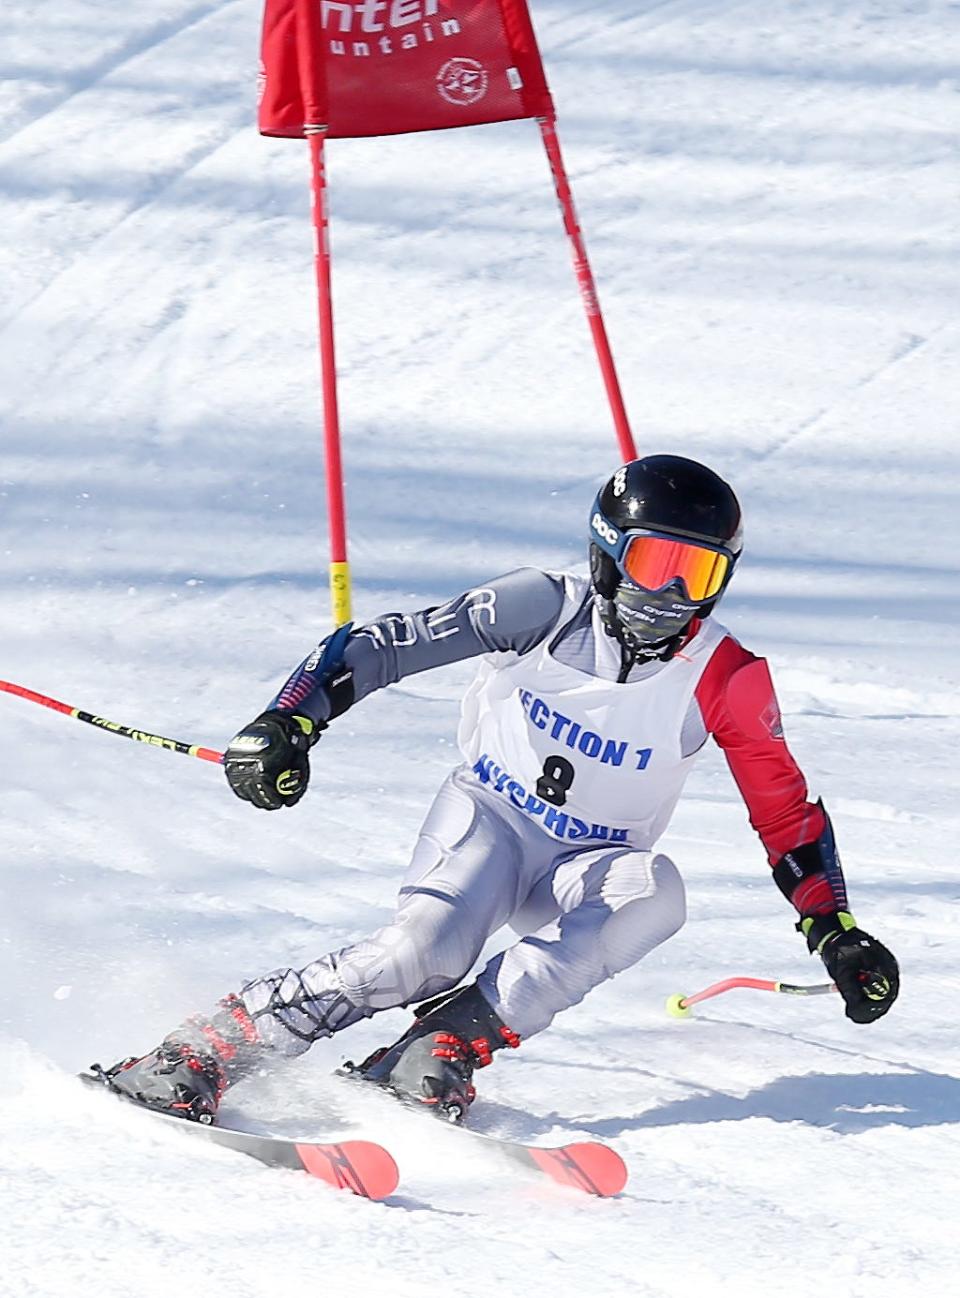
[458,577,728,848]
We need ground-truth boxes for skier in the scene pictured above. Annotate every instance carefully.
[99,455,899,1123]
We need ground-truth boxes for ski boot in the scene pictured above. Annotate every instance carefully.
[91,994,263,1124]
[345,983,520,1123]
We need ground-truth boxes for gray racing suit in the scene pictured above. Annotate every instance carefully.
[239,568,824,1049]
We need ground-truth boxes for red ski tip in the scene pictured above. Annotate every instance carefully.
[295,1140,400,1200]
[525,1141,628,1197]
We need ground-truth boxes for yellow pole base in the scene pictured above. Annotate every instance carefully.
[330,561,352,626]
[665,993,693,1018]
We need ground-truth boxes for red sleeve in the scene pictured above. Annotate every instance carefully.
[694,635,826,864]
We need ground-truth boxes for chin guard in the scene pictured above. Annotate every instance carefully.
[595,593,688,679]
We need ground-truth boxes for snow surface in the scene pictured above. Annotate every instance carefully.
[2,1,959,1295]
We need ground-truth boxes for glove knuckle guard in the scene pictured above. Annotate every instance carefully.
[224,711,313,810]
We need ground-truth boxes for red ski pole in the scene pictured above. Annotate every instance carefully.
[306,126,352,627]
[0,680,224,765]
[537,114,636,464]
[665,976,837,1018]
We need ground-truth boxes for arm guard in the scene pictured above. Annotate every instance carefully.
[770,803,850,918]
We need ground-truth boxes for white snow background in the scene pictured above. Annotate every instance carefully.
[2,1,959,1295]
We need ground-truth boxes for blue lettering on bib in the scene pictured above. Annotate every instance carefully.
[517,689,646,772]
[472,753,629,843]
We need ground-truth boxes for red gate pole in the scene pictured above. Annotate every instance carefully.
[307,127,352,625]
[537,114,636,463]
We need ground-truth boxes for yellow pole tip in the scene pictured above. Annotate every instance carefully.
[665,993,693,1019]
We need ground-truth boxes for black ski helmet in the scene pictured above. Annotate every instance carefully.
[589,455,743,654]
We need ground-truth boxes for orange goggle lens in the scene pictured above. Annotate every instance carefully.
[621,534,730,601]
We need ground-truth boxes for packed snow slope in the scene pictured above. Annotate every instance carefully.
[2,2,959,1295]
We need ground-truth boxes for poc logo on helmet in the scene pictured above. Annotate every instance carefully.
[591,511,619,546]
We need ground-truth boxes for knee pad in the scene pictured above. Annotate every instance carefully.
[649,853,687,935]
[600,853,686,972]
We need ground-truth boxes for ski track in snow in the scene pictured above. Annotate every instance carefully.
[0,2,235,149]
[2,2,959,1295]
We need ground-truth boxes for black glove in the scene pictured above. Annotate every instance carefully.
[801,913,899,1024]
[223,710,317,810]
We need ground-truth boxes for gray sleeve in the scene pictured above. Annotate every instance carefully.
[270,568,566,726]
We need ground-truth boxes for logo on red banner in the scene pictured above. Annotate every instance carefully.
[436,57,488,106]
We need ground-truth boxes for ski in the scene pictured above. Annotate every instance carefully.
[451,1126,628,1197]
[335,1068,626,1196]
[79,1070,399,1200]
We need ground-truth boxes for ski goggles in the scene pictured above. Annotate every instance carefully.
[618,532,731,602]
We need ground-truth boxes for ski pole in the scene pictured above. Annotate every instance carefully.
[665,976,837,1018]
[0,680,224,765]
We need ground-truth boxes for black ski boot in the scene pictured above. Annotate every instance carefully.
[346,983,521,1123]
[92,994,264,1124]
